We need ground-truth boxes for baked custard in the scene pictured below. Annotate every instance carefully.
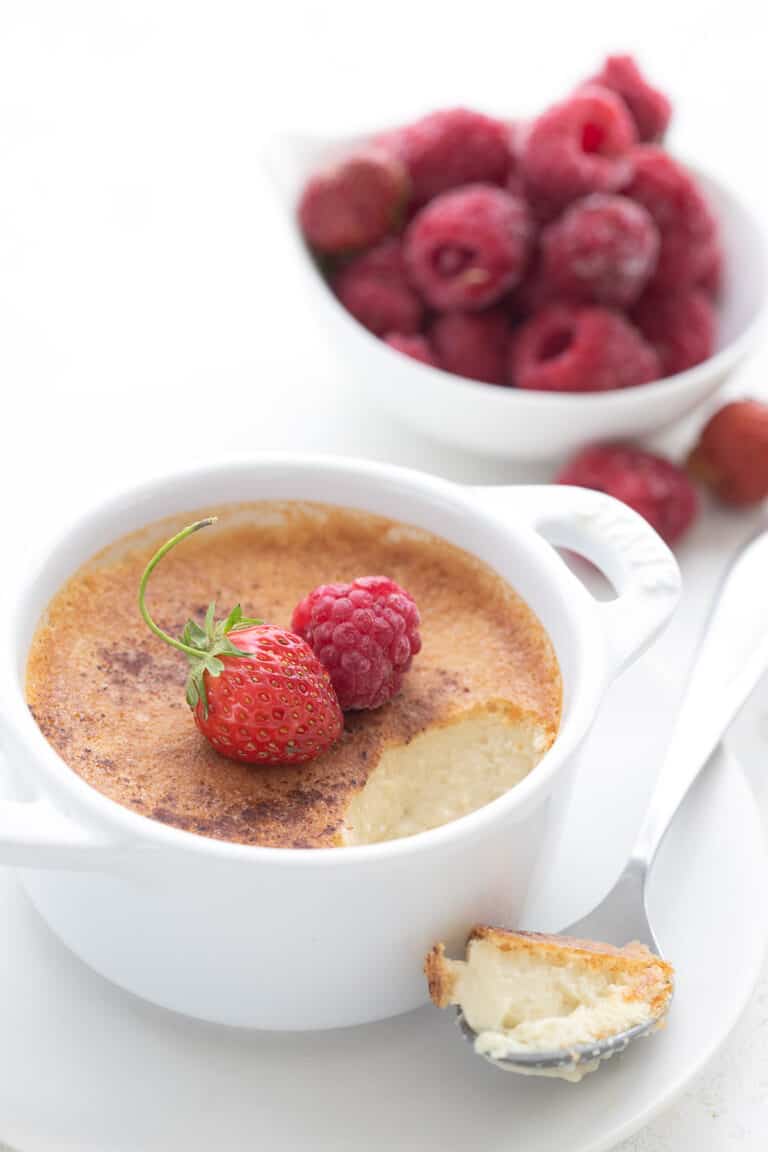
[26,502,561,848]
[426,928,674,1081]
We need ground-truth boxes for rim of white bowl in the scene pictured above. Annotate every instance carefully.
[5,454,606,867]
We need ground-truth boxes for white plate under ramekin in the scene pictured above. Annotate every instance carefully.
[0,716,764,1150]
[0,455,679,1029]
[268,133,767,459]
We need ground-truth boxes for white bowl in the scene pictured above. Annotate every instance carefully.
[269,134,767,459]
[0,455,680,1028]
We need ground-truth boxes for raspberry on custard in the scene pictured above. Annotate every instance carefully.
[624,147,719,292]
[292,577,422,711]
[520,86,637,213]
[431,308,510,385]
[333,238,423,336]
[403,184,532,310]
[558,444,698,545]
[380,108,511,204]
[298,146,409,253]
[585,55,672,143]
[508,304,660,393]
[383,331,440,367]
[633,289,716,376]
[539,193,659,308]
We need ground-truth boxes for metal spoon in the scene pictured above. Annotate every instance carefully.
[460,526,768,1077]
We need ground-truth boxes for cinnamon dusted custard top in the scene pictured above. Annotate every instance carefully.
[26,502,561,847]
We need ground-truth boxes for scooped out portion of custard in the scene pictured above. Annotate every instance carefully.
[25,502,561,848]
[343,707,550,845]
[426,927,674,1081]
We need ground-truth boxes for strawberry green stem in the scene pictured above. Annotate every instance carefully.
[137,516,263,718]
[138,518,217,658]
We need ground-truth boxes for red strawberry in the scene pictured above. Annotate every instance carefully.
[688,400,768,505]
[138,518,343,765]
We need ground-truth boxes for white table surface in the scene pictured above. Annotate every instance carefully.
[1,3,766,1148]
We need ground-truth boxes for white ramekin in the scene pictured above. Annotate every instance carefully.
[0,455,680,1029]
[268,132,766,459]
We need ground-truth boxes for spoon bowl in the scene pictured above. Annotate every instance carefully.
[457,860,665,1079]
[458,1011,660,1079]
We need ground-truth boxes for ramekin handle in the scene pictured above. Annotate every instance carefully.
[0,796,111,869]
[0,728,114,869]
[472,485,681,678]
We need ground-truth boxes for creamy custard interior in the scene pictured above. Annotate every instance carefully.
[26,502,561,848]
[426,929,674,1081]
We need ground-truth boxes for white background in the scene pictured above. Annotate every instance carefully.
[1,2,767,1149]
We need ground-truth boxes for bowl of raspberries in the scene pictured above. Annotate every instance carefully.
[284,55,765,458]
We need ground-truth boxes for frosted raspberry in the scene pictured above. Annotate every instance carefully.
[333,239,423,336]
[505,168,527,200]
[509,304,660,392]
[505,120,528,198]
[688,400,768,505]
[508,120,529,162]
[298,147,409,253]
[520,87,637,213]
[380,108,511,204]
[507,261,548,320]
[292,576,422,711]
[383,331,439,367]
[558,444,697,544]
[404,185,532,310]
[539,193,659,307]
[431,309,510,385]
[586,55,672,143]
[633,289,716,376]
[624,147,719,292]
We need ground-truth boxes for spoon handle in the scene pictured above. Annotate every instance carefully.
[631,526,768,870]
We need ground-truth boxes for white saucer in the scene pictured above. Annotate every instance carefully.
[0,638,765,1152]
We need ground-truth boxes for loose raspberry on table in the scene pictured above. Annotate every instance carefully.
[292,577,422,711]
[298,146,409,253]
[383,331,439,367]
[585,55,672,143]
[539,193,659,307]
[333,238,423,335]
[431,308,510,385]
[688,400,768,505]
[520,86,637,214]
[508,304,660,392]
[380,108,511,204]
[633,289,715,376]
[558,444,698,544]
[623,147,719,292]
[404,184,532,310]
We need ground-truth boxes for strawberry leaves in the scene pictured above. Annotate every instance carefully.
[181,600,262,717]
